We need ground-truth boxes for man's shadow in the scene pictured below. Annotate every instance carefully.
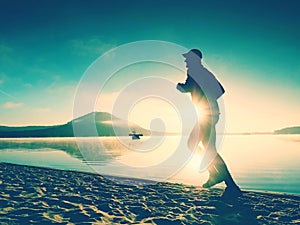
[209,191,259,225]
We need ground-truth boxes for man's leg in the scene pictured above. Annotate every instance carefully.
[200,116,222,187]
[201,116,238,189]
[212,154,240,188]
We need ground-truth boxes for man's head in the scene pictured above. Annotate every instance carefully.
[182,49,202,68]
[182,49,202,59]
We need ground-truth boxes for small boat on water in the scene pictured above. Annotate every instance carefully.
[129,131,143,140]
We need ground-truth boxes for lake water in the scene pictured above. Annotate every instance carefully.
[0,135,299,195]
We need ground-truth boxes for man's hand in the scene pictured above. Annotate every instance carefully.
[176,83,186,93]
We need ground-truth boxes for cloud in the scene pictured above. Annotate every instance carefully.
[0,44,13,56]
[3,102,24,109]
[0,72,8,84]
[46,81,77,96]
[0,89,15,99]
[32,107,51,113]
[70,36,117,56]
[23,83,33,88]
[0,44,13,63]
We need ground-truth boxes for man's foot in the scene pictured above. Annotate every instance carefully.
[202,176,224,188]
[221,186,242,199]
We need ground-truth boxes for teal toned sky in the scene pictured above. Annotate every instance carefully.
[0,0,299,132]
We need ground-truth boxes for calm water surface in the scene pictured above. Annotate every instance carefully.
[0,135,299,195]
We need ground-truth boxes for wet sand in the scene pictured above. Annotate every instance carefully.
[0,162,299,225]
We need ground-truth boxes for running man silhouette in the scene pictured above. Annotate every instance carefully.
[177,49,241,197]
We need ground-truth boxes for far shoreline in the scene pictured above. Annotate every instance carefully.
[1,133,300,139]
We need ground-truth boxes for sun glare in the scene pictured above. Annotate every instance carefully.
[128,96,182,133]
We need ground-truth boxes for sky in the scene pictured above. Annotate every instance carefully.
[0,0,299,132]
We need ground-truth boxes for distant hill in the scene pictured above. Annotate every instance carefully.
[0,112,151,138]
[0,125,50,132]
[274,126,300,134]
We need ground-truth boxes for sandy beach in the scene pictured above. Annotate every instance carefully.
[0,162,299,225]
